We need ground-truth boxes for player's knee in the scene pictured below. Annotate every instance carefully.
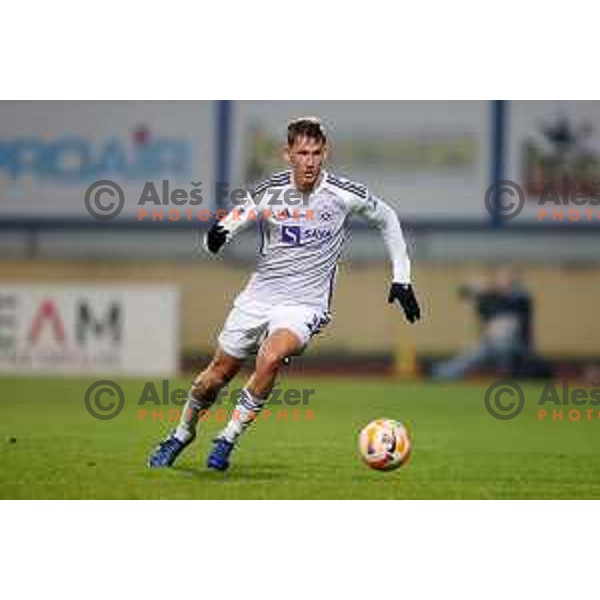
[190,371,208,399]
[256,350,284,375]
[197,360,236,391]
[212,359,238,385]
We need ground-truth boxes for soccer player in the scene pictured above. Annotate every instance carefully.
[148,117,421,471]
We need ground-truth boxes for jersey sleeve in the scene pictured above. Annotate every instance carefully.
[217,189,261,238]
[350,193,412,283]
[217,182,277,239]
[218,171,292,239]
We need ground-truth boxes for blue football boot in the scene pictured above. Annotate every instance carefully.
[206,437,235,471]
[147,432,193,468]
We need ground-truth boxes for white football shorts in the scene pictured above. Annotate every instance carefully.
[217,299,331,360]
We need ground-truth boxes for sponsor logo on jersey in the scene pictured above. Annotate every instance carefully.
[280,225,333,245]
[280,225,302,245]
[304,228,333,241]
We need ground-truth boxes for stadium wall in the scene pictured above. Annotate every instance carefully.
[1,260,599,359]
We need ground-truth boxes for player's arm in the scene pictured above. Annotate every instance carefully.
[204,190,260,254]
[353,194,421,323]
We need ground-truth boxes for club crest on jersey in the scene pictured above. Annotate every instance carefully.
[316,192,343,222]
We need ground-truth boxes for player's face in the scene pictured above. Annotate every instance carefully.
[285,136,327,191]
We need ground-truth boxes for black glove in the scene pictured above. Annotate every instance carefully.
[388,283,421,323]
[205,222,229,254]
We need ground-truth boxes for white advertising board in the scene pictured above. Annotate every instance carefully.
[231,101,491,222]
[0,285,179,376]
[505,100,600,224]
[0,101,216,221]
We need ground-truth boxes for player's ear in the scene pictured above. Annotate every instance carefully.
[283,144,292,165]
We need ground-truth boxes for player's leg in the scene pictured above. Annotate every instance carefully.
[147,347,242,468]
[149,301,267,468]
[174,347,243,442]
[249,328,302,397]
[207,328,304,471]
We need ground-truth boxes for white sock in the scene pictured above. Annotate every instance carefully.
[220,388,266,444]
[174,392,209,443]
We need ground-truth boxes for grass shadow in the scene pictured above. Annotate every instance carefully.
[172,463,288,482]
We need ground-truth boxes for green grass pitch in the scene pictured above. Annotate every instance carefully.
[1,375,600,499]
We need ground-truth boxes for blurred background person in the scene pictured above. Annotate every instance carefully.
[432,266,543,380]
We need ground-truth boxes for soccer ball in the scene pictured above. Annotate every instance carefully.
[358,419,411,471]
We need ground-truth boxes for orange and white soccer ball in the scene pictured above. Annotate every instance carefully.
[358,419,412,471]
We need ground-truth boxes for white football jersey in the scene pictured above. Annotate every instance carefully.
[222,169,411,311]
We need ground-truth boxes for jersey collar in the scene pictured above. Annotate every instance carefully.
[290,168,328,196]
